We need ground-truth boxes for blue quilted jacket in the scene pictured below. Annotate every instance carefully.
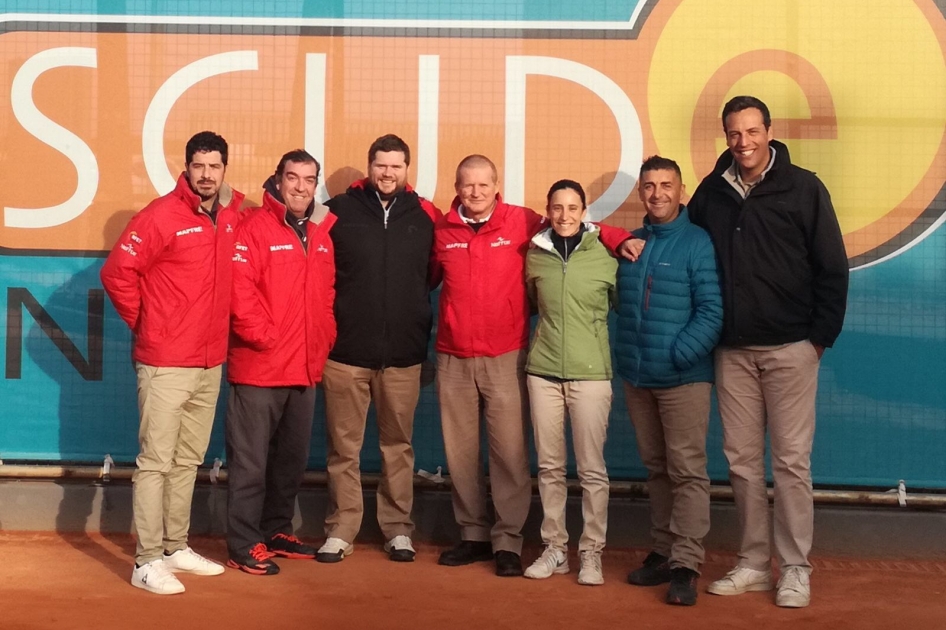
[615,207,723,388]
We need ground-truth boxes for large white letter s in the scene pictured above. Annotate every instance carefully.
[5,47,99,229]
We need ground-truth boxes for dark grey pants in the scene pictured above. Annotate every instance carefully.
[225,383,316,555]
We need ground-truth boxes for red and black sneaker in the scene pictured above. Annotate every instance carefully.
[227,542,280,575]
[267,533,317,560]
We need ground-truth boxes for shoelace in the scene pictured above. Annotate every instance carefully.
[249,543,276,562]
[723,567,748,582]
[148,560,175,581]
[273,533,304,545]
[581,553,601,572]
[780,568,805,592]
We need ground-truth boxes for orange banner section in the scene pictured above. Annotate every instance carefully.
[0,0,943,264]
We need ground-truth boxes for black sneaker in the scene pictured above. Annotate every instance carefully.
[666,567,699,606]
[628,551,671,586]
[494,551,523,577]
[227,542,280,576]
[438,541,494,566]
[267,533,317,559]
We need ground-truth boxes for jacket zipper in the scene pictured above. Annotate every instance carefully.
[644,275,653,311]
[381,201,389,370]
[204,210,217,367]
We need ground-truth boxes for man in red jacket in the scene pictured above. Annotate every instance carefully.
[225,149,337,576]
[101,131,246,595]
[431,155,642,577]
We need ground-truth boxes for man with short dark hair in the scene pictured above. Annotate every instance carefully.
[101,131,246,595]
[617,156,722,606]
[225,149,337,575]
[689,96,849,608]
[317,134,441,564]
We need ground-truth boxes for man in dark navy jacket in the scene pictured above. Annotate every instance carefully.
[689,96,849,609]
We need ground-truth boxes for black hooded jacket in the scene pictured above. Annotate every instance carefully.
[325,179,439,369]
[688,140,849,348]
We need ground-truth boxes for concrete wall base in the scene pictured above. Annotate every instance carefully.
[1,479,944,559]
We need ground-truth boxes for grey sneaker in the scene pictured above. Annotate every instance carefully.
[776,566,811,608]
[524,546,569,579]
[577,550,604,586]
[707,566,774,595]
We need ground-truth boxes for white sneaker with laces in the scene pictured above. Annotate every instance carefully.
[577,550,604,586]
[776,566,811,608]
[131,559,185,595]
[524,546,569,579]
[707,566,774,596]
[164,546,225,576]
[316,537,354,563]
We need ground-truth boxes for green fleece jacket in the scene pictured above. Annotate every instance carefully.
[525,224,618,380]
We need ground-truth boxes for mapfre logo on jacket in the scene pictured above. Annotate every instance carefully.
[228,192,338,388]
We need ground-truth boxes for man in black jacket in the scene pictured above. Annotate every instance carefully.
[688,96,849,609]
[316,134,441,564]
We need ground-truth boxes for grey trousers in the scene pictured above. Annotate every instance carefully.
[624,381,712,572]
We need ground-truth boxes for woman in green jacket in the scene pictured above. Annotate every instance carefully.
[523,180,618,586]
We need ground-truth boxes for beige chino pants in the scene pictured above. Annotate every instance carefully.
[715,341,820,572]
[133,364,221,565]
[527,375,612,553]
[437,350,532,554]
[322,360,421,542]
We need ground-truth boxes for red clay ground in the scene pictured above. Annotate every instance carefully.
[2,532,945,630]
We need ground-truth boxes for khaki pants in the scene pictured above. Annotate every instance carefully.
[527,375,611,552]
[624,381,712,573]
[437,351,531,554]
[715,341,820,571]
[133,364,221,565]
[322,360,421,542]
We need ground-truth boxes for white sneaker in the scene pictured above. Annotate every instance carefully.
[707,566,774,596]
[524,546,569,579]
[163,547,225,576]
[577,550,604,586]
[316,537,354,563]
[131,560,185,595]
[384,535,416,562]
[776,566,811,608]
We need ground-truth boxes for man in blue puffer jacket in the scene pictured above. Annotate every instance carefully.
[615,156,723,606]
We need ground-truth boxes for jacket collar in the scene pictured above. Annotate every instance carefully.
[446,193,509,228]
[709,139,794,195]
[261,176,330,226]
[642,206,690,237]
[531,222,599,252]
[173,172,240,216]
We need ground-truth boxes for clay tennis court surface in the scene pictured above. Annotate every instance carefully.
[3,532,944,630]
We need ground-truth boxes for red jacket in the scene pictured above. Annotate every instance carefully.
[227,189,337,387]
[100,173,245,368]
[431,194,633,358]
